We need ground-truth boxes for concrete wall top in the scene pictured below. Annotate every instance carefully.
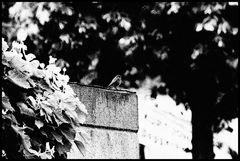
[69,83,138,131]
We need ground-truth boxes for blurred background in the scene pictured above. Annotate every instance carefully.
[2,2,238,159]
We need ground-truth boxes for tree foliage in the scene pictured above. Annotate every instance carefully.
[2,2,239,158]
[1,38,88,159]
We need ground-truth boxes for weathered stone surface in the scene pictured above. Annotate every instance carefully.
[69,83,138,131]
[67,126,139,159]
[68,83,139,159]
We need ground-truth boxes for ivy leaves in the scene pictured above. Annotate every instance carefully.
[2,39,88,159]
[2,94,15,112]
[74,140,86,156]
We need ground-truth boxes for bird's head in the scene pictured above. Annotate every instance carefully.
[115,75,121,79]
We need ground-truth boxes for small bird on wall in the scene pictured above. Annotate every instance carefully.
[107,75,122,89]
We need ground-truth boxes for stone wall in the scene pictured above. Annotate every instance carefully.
[68,83,139,159]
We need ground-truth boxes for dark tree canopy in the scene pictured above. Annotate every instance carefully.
[2,2,239,158]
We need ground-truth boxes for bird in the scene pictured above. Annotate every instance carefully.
[107,75,122,89]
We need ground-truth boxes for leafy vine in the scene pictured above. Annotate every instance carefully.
[2,38,88,159]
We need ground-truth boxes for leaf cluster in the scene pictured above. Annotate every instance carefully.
[2,38,88,159]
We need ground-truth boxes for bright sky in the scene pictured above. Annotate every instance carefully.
[136,87,238,159]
